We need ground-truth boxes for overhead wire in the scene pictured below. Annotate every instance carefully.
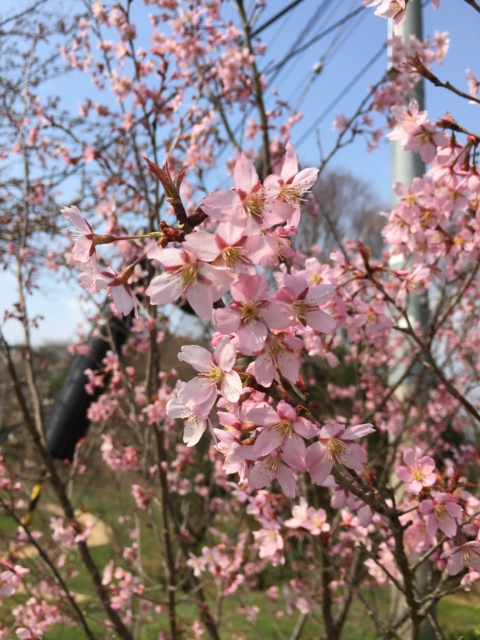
[251,0,309,38]
[292,0,363,112]
[263,0,337,88]
[266,4,365,76]
[230,0,335,150]
[295,43,387,148]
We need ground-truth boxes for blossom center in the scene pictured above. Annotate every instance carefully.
[200,365,224,386]
[327,438,348,462]
[279,183,303,205]
[180,264,197,290]
[222,246,248,268]
[272,420,292,438]
[292,299,308,321]
[265,339,286,357]
[240,302,260,322]
[243,191,266,220]
[433,504,450,521]
[410,466,426,482]
[420,131,433,144]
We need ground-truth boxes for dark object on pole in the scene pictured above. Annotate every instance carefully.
[43,312,131,460]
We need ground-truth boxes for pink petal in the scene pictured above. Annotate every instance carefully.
[253,352,276,387]
[183,231,221,262]
[396,466,412,483]
[305,309,336,333]
[178,378,216,411]
[72,235,93,262]
[307,284,336,305]
[403,449,417,467]
[111,285,135,316]
[186,283,214,321]
[232,274,268,304]
[418,500,434,515]
[438,517,457,538]
[248,406,279,427]
[292,166,318,191]
[343,423,376,439]
[262,200,295,226]
[146,272,183,304]
[260,302,294,330]
[445,550,463,576]
[220,371,242,403]
[148,246,185,267]
[282,433,306,464]
[178,345,212,372]
[293,417,318,439]
[61,205,92,234]
[276,349,300,384]
[249,460,275,490]
[237,320,267,351]
[183,417,208,447]
[214,306,242,334]
[252,426,284,457]
[233,153,259,193]
[277,463,296,498]
[283,274,308,298]
[214,336,236,371]
[309,459,333,486]
[202,189,242,220]
[280,141,298,181]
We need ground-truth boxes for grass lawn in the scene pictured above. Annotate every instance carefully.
[2,476,480,638]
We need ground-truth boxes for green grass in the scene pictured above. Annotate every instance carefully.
[3,474,480,639]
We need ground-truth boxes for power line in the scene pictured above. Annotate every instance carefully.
[263,0,337,97]
[295,44,386,148]
[291,0,363,111]
[266,5,365,75]
[251,0,308,38]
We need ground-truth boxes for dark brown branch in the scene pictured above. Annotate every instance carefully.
[463,0,480,14]
[0,497,96,640]
[412,54,480,106]
[153,424,178,640]
[236,0,272,177]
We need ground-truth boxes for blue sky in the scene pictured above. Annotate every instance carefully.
[1,0,479,345]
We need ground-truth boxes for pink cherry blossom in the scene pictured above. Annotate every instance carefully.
[284,497,311,529]
[349,300,393,339]
[441,541,480,576]
[284,498,330,535]
[388,99,449,163]
[247,449,297,498]
[277,274,336,333]
[264,142,319,227]
[214,274,294,352]
[202,153,294,235]
[248,331,302,387]
[166,393,211,447]
[176,337,242,411]
[146,242,234,321]
[0,565,29,597]
[252,518,284,561]
[211,222,275,275]
[305,423,375,486]
[396,449,436,493]
[214,427,248,482]
[79,260,138,317]
[418,493,462,537]
[246,401,318,459]
[61,205,96,263]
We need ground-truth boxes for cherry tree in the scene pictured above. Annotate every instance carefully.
[1,1,480,639]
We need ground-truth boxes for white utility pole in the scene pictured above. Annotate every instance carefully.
[389,3,435,639]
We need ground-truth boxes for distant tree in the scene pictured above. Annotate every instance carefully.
[297,169,386,258]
